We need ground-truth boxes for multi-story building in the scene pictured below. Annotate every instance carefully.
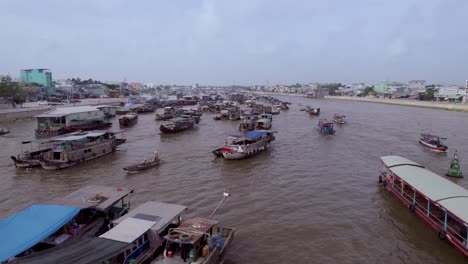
[20,69,54,95]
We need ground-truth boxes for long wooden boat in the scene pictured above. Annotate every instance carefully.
[0,129,10,135]
[123,152,160,172]
[379,156,468,257]
[39,131,126,170]
[419,134,448,153]
[160,117,195,134]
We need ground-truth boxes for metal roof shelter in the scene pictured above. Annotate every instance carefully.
[35,106,101,118]
[53,185,133,212]
[112,201,187,233]
[381,155,468,223]
[0,205,80,262]
[51,131,107,142]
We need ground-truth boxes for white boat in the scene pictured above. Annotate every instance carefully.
[219,130,276,160]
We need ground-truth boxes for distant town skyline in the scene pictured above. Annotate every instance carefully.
[1,0,468,85]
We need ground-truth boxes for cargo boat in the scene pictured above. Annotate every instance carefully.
[216,130,276,160]
[379,156,468,257]
[118,112,138,127]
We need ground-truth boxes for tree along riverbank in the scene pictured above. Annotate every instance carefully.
[324,96,468,112]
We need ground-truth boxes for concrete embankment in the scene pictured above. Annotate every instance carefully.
[325,96,468,112]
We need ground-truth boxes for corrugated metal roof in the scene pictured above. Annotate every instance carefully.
[382,156,468,223]
[113,201,187,233]
[54,185,133,212]
[35,106,101,118]
[99,217,155,243]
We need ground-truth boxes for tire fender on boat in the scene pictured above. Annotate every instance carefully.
[438,230,447,240]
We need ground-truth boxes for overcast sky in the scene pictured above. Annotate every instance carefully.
[1,0,467,85]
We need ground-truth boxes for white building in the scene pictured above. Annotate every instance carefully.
[408,80,426,91]
[435,86,464,100]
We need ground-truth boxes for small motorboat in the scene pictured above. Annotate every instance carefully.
[123,151,160,172]
[0,129,10,135]
[333,113,346,124]
[318,118,335,135]
[419,134,448,153]
[309,107,320,116]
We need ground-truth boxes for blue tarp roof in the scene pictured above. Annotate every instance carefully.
[244,131,266,139]
[0,204,80,262]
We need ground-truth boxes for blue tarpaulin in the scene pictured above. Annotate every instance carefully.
[244,131,265,139]
[0,204,80,262]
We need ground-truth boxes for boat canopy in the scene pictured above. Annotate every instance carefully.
[380,155,424,168]
[381,155,468,224]
[12,237,129,264]
[51,131,108,142]
[112,201,187,234]
[53,185,133,212]
[100,217,157,243]
[244,131,266,139]
[0,204,80,262]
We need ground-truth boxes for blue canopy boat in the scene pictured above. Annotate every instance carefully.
[0,204,80,262]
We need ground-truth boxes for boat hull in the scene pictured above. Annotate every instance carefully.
[419,140,447,152]
[159,123,194,134]
[222,138,272,160]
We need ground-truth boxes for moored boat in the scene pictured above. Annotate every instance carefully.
[39,131,126,170]
[123,151,160,172]
[419,134,448,153]
[333,113,346,124]
[217,130,276,160]
[160,117,195,134]
[1,185,133,263]
[379,156,468,257]
[239,115,258,131]
[118,112,138,127]
[318,119,335,135]
[255,113,272,130]
[10,141,51,168]
[155,107,177,121]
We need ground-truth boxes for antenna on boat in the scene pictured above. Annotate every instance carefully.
[209,191,231,219]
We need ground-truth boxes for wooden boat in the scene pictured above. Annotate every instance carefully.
[239,115,258,131]
[123,152,160,172]
[151,193,234,264]
[39,131,126,170]
[155,107,176,120]
[0,185,133,263]
[255,113,272,130]
[379,156,468,257]
[160,117,195,134]
[333,113,346,124]
[0,129,10,135]
[11,141,51,168]
[118,112,138,127]
[419,134,448,153]
[318,119,335,135]
[309,107,320,116]
[217,130,276,160]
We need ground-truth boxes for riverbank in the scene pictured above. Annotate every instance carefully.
[0,98,122,121]
[248,91,307,97]
[325,96,468,112]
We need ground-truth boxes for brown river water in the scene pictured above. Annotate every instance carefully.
[0,97,467,264]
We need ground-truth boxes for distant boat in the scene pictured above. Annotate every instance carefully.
[318,119,335,135]
[255,113,272,130]
[123,151,160,172]
[118,112,138,127]
[333,113,346,124]
[160,117,196,134]
[0,128,10,135]
[216,130,276,160]
[309,107,320,116]
[419,134,448,153]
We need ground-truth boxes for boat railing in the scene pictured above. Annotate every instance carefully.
[386,173,467,245]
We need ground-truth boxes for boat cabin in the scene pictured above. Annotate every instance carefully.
[380,156,468,257]
[11,201,186,264]
[157,217,234,264]
[35,106,106,132]
[0,186,133,262]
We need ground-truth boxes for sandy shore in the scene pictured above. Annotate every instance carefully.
[324,96,468,112]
